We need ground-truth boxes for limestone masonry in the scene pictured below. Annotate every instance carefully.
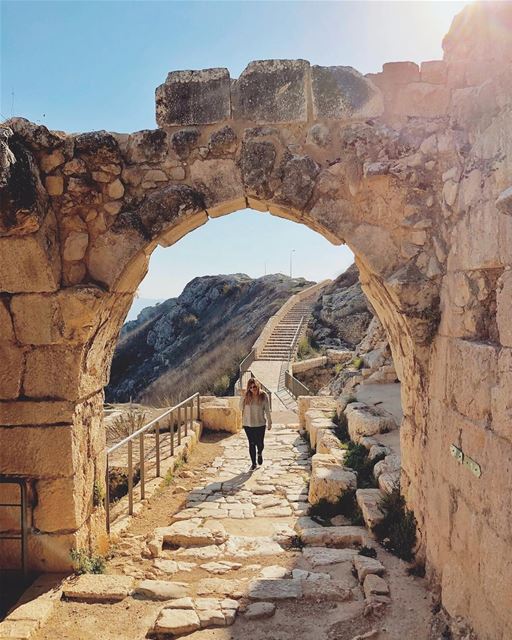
[0,3,511,639]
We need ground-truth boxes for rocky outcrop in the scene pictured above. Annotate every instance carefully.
[107,273,312,403]
[309,264,373,350]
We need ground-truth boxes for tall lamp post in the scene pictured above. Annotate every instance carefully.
[289,249,296,278]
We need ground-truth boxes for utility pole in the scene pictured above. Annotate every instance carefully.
[289,249,296,278]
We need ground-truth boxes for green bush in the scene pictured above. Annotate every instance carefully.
[344,443,377,488]
[351,356,364,370]
[374,486,417,562]
[296,335,318,361]
[70,549,106,574]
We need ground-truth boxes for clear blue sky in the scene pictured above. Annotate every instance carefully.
[1,0,470,309]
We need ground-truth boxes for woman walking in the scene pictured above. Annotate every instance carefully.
[240,377,272,470]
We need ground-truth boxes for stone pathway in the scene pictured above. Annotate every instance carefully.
[29,411,432,640]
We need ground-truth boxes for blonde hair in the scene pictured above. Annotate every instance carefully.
[243,377,265,405]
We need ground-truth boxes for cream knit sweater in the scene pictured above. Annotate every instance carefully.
[239,393,272,428]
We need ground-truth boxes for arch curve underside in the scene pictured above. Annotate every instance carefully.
[1,5,512,637]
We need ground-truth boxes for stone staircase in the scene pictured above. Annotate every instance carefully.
[257,296,318,361]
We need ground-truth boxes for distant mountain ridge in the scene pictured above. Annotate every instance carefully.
[106,273,314,404]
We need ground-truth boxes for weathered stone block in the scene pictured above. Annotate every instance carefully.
[189,159,244,216]
[0,222,61,293]
[239,139,276,200]
[308,454,357,505]
[274,154,320,211]
[63,574,134,602]
[0,299,15,342]
[11,288,106,345]
[0,399,75,425]
[311,65,383,120]
[154,608,201,635]
[447,338,498,421]
[156,68,231,127]
[34,476,89,532]
[233,60,308,123]
[0,425,74,476]
[356,488,385,531]
[297,396,336,429]
[492,348,512,442]
[23,346,83,400]
[392,83,450,117]
[420,60,447,84]
[382,61,420,84]
[496,270,512,347]
[0,344,23,399]
[88,227,146,290]
[126,129,168,163]
[345,403,397,443]
[200,397,241,433]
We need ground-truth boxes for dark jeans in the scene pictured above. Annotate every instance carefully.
[243,425,266,465]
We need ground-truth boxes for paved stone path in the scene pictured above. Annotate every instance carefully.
[30,410,432,640]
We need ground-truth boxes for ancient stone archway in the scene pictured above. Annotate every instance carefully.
[1,3,512,637]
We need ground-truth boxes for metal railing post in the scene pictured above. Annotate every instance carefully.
[170,410,174,457]
[196,394,200,421]
[184,403,188,437]
[155,420,161,477]
[177,406,182,446]
[128,435,133,515]
[105,455,111,533]
[140,432,145,500]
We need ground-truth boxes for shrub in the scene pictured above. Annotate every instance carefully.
[374,486,417,562]
[212,374,230,396]
[351,356,364,370]
[359,545,377,559]
[181,313,198,327]
[107,406,147,443]
[331,411,349,444]
[70,549,106,574]
[344,443,376,488]
[296,335,318,361]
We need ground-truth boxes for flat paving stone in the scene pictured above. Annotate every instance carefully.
[62,575,134,602]
[244,602,276,619]
[154,608,200,635]
[246,579,302,600]
[135,579,189,600]
[302,547,358,567]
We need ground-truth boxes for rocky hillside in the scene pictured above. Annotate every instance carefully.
[106,273,313,405]
[309,263,373,350]
[300,264,396,396]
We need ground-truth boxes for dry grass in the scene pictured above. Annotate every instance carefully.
[141,341,247,407]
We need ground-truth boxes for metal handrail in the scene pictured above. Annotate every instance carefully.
[285,369,311,399]
[289,314,306,360]
[239,348,256,380]
[105,392,200,532]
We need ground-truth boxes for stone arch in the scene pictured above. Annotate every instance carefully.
[1,3,512,637]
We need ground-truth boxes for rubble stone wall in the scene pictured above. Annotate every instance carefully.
[0,3,511,637]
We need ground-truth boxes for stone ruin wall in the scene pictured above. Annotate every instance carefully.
[0,3,511,638]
